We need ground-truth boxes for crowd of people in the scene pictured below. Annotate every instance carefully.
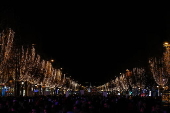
[0,93,169,113]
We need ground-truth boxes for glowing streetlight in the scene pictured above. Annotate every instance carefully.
[50,59,54,63]
[163,42,170,48]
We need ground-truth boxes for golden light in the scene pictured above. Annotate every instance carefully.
[126,69,132,76]
[132,67,146,89]
[163,41,170,75]
[42,85,46,88]
[149,57,168,87]
[51,59,54,62]
[163,42,170,47]
[0,28,81,96]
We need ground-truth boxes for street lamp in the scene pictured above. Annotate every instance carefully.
[163,42,170,48]
[51,59,54,63]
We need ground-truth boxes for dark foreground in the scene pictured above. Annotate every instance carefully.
[0,94,169,113]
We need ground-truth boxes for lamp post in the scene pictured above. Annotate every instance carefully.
[20,81,24,96]
[42,85,46,95]
[163,42,170,48]
[51,59,54,63]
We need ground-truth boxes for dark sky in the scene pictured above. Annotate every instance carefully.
[0,3,169,86]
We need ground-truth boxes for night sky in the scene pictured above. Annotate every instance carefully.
[0,3,169,86]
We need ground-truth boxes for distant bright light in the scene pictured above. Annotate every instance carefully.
[164,42,169,45]
[149,91,151,96]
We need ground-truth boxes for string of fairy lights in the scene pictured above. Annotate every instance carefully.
[96,41,170,95]
[1,28,170,96]
[0,28,81,96]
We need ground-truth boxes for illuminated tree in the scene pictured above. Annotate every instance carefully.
[0,28,15,84]
[119,73,129,91]
[0,28,78,96]
[149,57,168,88]
[114,77,122,93]
[132,67,146,89]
